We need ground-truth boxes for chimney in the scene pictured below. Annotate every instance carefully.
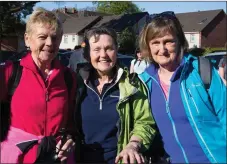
[64,6,67,13]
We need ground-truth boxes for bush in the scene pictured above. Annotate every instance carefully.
[203,47,226,55]
[188,48,205,56]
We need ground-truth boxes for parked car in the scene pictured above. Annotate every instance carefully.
[58,49,68,53]
[57,50,75,67]
[7,50,28,62]
[204,51,227,69]
[0,50,17,63]
[117,54,134,68]
[59,51,135,69]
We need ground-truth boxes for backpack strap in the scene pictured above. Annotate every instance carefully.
[63,69,73,97]
[198,56,212,90]
[7,61,23,101]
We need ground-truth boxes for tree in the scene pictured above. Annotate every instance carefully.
[92,1,142,15]
[0,2,38,59]
[0,2,37,35]
[118,27,137,55]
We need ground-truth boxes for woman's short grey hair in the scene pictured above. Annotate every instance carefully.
[26,7,63,35]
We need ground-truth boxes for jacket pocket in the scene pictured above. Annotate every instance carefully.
[187,87,218,122]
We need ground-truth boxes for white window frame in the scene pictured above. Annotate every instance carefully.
[190,34,195,43]
[72,35,75,42]
[64,35,68,43]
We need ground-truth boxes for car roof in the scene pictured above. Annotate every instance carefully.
[117,54,134,58]
[204,51,227,57]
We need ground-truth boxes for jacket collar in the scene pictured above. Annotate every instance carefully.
[142,53,194,82]
[78,64,137,100]
[20,52,64,73]
[78,64,124,84]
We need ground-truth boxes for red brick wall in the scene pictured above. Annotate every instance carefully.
[201,11,226,48]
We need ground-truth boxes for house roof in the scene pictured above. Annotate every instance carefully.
[62,16,101,34]
[54,10,79,24]
[54,9,111,23]
[93,12,149,32]
[175,9,224,32]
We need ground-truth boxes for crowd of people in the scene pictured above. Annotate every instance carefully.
[0,7,226,164]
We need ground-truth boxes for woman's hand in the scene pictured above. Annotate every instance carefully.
[56,136,75,162]
[115,141,145,164]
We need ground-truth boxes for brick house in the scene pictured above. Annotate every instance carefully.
[176,9,226,48]
[56,8,149,49]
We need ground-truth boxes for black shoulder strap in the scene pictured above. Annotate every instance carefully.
[63,69,73,96]
[198,56,212,90]
[7,61,23,101]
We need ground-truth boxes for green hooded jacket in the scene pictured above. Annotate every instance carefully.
[74,65,156,160]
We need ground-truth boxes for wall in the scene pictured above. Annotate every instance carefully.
[201,11,226,48]
[184,32,200,48]
[60,34,83,49]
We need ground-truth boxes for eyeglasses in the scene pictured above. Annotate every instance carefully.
[149,11,176,22]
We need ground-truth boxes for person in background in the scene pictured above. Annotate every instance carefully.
[0,8,76,163]
[130,47,149,74]
[69,43,88,73]
[74,27,156,164]
[218,55,227,85]
[138,11,226,163]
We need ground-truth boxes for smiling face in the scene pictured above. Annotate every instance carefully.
[148,32,180,68]
[25,23,62,64]
[89,34,117,76]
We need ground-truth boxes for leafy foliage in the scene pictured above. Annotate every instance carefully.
[0,1,38,36]
[92,1,142,15]
[203,47,227,55]
[188,47,226,56]
[118,27,137,55]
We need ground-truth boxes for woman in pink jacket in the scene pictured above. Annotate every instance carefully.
[0,8,76,163]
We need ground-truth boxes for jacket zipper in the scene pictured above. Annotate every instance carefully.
[84,81,118,110]
[150,76,189,163]
[180,63,217,163]
[44,90,48,136]
[116,88,139,149]
[187,89,200,114]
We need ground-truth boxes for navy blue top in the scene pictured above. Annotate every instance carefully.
[145,61,209,163]
[80,74,120,164]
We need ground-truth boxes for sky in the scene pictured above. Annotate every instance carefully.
[34,1,227,15]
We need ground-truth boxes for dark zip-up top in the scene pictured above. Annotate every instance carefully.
[80,72,120,163]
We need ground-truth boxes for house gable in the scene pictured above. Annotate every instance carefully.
[201,10,226,47]
[176,9,223,32]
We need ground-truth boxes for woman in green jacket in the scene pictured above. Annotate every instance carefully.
[74,27,156,164]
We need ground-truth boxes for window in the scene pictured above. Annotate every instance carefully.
[72,35,75,42]
[64,35,68,43]
[190,34,195,43]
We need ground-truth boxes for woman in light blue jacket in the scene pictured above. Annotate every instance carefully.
[138,11,226,163]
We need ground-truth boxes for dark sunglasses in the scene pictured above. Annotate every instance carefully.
[149,11,176,22]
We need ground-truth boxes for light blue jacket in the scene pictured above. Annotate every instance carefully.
[138,54,226,163]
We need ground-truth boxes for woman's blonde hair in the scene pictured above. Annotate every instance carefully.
[26,7,63,35]
[139,14,188,63]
